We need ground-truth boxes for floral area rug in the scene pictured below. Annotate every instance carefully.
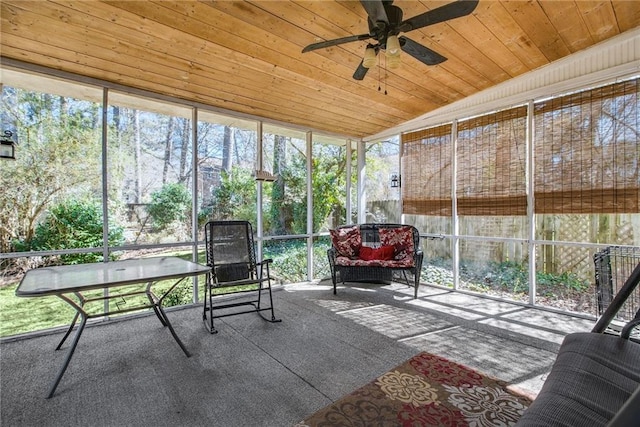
[297,352,533,427]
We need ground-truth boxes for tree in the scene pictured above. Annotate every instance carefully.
[162,116,175,184]
[222,125,233,171]
[208,167,257,222]
[0,88,102,252]
[311,144,348,231]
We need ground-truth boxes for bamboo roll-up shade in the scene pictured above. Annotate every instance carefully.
[456,106,528,216]
[402,124,453,216]
[534,79,640,214]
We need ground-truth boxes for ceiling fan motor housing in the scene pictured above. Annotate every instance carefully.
[369,4,403,46]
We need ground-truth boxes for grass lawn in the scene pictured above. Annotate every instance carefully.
[0,250,207,338]
[0,283,77,336]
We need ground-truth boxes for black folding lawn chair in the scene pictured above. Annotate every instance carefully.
[202,220,281,334]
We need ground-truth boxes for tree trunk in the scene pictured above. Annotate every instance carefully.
[162,117,175,184]
[222,125,233,172]
[134,110,142,203]
[271,135,287,234]
[179,118,189,181]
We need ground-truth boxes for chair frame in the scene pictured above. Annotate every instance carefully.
[202,220,281,334]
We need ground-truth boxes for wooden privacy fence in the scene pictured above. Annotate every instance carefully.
[367,201,638,281]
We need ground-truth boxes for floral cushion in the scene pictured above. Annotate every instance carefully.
[359,245,395,261]
[379,226,415,261]
[330,226,362,259]
[335,256,414,268]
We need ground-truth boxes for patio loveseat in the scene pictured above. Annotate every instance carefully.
[327,223,423,299]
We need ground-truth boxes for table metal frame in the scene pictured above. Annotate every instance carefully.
[15,257,210,398]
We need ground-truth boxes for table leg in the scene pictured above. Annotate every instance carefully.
[155,303,191,357]
[146,278,191,357]
[146,289,168,327]
[55,292,85,350]
[47,277,192,398]
[47,314,88,398]
[56,310,79,350]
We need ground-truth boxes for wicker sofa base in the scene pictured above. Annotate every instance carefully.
[336,266,420,298]
[340,266,393,283]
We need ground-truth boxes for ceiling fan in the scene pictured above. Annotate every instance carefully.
[302,0,479,80]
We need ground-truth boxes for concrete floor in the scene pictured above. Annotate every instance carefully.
[0,281,596,426]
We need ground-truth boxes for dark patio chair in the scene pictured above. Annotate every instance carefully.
[202,220,281,334]
[516,259,640,426]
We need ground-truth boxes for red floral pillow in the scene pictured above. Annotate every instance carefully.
[379,226,415,260]
[359,245,395,261]
[330,226,362,259]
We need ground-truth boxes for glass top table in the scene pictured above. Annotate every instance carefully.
[16,256,210,398]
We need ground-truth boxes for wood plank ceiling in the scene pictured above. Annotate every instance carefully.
[2,1,639,138]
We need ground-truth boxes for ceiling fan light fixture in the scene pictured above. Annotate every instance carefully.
[386,34,401,56]
[387,53,401,69]
[362,46,377,68]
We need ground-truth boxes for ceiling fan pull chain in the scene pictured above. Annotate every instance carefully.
[378,56,382,92]
[384,57,388,95]
[385,63,388,95]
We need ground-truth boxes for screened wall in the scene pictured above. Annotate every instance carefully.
[0,68,354,337]
[401,77,640,313]
[2,65,639,338]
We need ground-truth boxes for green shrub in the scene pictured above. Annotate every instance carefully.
[536,271,590,297]
[264,240,307,282]
[162,282,194,307]
[457,259,589,297]
[15,198,124,264]
[147,183,191,229]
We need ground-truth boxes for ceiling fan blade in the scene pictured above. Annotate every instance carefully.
[359,0,389,26]
[400,36,447,66]
[302,33,371,53]
[399,0,478,33]
[352,60,370,80]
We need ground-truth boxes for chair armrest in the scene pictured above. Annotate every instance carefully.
[327,248,337,270]
[414,249,424,269]
[621,317,640,340]
[424,234,445,240]
[256,259,274,281]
